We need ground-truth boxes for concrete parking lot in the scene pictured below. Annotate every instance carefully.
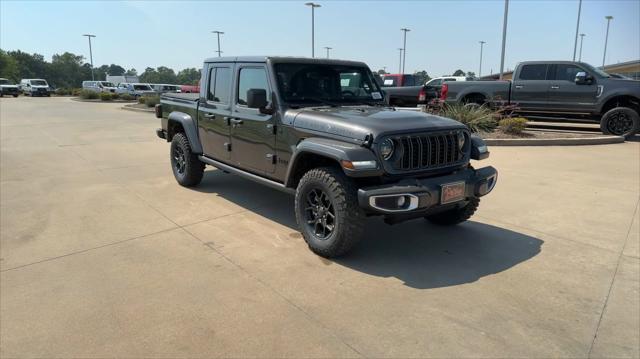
[1,96,638,358]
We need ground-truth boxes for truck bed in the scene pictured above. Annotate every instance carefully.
[161,92,199,103]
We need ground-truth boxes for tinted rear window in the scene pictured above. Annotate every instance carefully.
[518,65,548,80]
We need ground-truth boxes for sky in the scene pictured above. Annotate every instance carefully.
[1,0,639,77]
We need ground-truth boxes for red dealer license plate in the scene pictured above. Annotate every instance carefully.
[441,182,466,204]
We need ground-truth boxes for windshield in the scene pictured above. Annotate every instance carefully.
[0,79,8,85]
[134,84,152,90]
[580,63,611,78]
[274,63,383,106]
[31,80,47,86]
[99,82,115,87]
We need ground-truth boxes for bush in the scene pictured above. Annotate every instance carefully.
[143,95,160,108]
[79,89,99,100]
[99,92,113,101]
[436,104,499,133]
[71,88,83,96]
[499,117,528,135]
[137,96,146,104]
[111,92,120,100]
[119,94,134,101]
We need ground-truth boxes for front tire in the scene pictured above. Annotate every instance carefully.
[425,197,480,226]
[600,107,640,138]
[295,167,365,258]
[170,132,205,187]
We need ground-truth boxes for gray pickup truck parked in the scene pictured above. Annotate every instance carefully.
[441,61,640,137]
[155,56,497,257]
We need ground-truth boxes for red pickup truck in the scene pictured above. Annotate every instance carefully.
[180,81,200,93]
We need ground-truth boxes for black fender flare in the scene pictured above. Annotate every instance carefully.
[596,92,640,114]
[167,111,202,154]
[284,137,381,187]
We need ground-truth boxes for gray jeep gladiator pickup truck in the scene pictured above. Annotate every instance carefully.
[155,56,497,257]
[440,61,640,137]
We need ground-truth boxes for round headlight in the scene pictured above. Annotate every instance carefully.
[457,132,466,150]
[380,138,395,160]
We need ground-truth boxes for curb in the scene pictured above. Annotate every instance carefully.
[122,105,154,113]
[484,135,625,146]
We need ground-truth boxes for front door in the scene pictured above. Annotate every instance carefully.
[199,63,234,160]
[546,64,599,114]
[230,64,276,174]
[511,63,551,111]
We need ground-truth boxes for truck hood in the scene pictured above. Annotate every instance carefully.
[289,106,465,142]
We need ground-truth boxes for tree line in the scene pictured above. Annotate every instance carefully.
[0,49,201,88]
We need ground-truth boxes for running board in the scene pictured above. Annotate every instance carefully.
[198,155,294,194]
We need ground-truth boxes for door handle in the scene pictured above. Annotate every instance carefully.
[230,119,243,126]
[203,113,215,119]
[515,85,524,89]
[550,85,560,89]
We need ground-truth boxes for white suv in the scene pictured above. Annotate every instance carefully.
[82,81,117,93]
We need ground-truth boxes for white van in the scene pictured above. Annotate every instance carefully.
[20,79,51,96]
[82,81,117,93]
[115,83,155,97]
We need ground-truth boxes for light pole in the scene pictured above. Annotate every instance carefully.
[324,46,332,58]
[579,33,586,61]
[305,2,321,57]
[400,28,410,74]
[82,34,96,81]
[499,0,509,80]
[397,48,404,74]
[602,16,613,67]
[212,31,224,57]
[479,41,486,77]
[572,0,582,61]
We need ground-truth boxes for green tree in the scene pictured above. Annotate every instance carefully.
[125,68,137,76]
[466,71,476,78]
[107,64,125,76]
[49,52,88,87]
[376,69,388,75]
[452,69,466,76]
[176,68,200,85]
[0,50,20,82]
[7,50,48,79]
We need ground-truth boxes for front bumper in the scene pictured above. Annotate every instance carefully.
[357,166,497,214]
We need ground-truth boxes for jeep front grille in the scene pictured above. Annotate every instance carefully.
[392,131,467,171]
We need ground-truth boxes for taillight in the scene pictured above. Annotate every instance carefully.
[440,83,449,100]
[155,104,162,118]
[418,88,426,102]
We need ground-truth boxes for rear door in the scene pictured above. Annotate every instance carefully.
[229,64,276,174]
[511,64,551,111]
[546,63,599,114]
[198,62,234,161]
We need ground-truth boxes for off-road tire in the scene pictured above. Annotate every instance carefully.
[170,132,205,187]
[295,167,365,258]
[600,107,640,138]
[425,197,480,226]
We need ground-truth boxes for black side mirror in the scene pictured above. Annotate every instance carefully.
[575,71,593,85]
[246,88,267,109]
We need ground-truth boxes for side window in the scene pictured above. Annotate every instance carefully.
[404,76,415,86]
[213,67,231,103]
[207,67,232,103]
[554,64,584,82]
[237,67,270,105]
[207,67,216,101]
[518,64,548,80]
[429,79,442,87]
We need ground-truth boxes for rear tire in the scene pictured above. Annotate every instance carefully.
[425,197,480,226]
[600,107,639,138]
[295,167,365,258]
[170,132,205,187]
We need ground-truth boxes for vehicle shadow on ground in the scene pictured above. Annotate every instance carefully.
[197,170,543,289]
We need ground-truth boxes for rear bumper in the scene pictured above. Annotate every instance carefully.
[357,166,497,214]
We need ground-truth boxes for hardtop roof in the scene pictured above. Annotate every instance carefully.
[203,56,369,68]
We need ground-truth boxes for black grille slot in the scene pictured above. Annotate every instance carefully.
[393,131,466,171]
